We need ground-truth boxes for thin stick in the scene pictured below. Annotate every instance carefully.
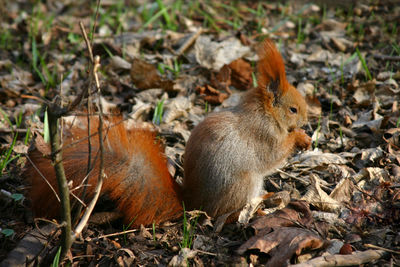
[289,249,386,267]
[90,0,101,48]
[73,56,104,238]
[73,18,105,238]
[365,243,400,255]
[25,154,60,202]
[96,228,140,239]
[373,54,400,61]
[176,28,203,56]
[79,21,94,64]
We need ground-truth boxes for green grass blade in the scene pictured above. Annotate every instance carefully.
[355,47,372,81]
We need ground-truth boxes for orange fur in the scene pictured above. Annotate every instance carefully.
[25,118,182,227]
[257,39,289,93]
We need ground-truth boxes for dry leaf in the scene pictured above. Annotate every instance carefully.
[250,201,313,232]
[210,64,232,94]
[290,150,348,168]
[237,227,325,267]
[196,84,229,104]
[194,36,251,71]
[330,177,354,203]
[228,58,253,90]
[130,58,175,92]
[301,174,341,212]
[130,58,161,89]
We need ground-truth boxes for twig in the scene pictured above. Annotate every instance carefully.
[79,21,94,64]
[289,249,387,267]
[176,28,203,56]
[72,23,104,239]
[0,127,35,133]
[96,228,140,239]
[73,18,96,225]
[195,249,218,256]
[373,54,400,61]
[90,0,101,48]
[21,94,51,105]
[25,154,60,202]
[276,169,310,185]
[365,243,400,255]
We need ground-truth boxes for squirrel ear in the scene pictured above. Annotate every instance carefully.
[267,77,281,101]
[257,39,289,99]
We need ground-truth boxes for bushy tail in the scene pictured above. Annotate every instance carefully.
[25,117,182,227]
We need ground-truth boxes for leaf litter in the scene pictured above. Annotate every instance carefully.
[0,0,400,266]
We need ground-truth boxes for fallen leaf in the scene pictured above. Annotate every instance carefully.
[130,58,175,92]
[196,84,229,104]
[227,58,253,90]
[195,36,251,71]
[250,201,313,232]
[210,64,232,94]
[237,227,325,267]
[301,174,341,212]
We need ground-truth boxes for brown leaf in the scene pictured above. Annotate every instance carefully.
[210,65,232,94]
[196,84,229,105]
[130,58,175,92]
[228,58,253,90]
[237,227,325,267]
[306,95,322,118]
[130,58,161,89]
[33,132,51,156]
[250,201,313,232]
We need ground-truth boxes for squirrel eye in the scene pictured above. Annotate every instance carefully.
[289,107,297,114]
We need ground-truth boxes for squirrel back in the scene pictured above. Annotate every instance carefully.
[25,118,182,227]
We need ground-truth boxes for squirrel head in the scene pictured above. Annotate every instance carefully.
[256,39,308,132]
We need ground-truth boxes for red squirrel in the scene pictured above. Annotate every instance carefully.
[25,39,311,228]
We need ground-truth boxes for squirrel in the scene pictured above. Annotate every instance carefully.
[24,39,311,228]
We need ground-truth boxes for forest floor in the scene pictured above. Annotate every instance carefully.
[0,0,399,266]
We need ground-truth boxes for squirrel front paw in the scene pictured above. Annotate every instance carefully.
[293,128,312,150]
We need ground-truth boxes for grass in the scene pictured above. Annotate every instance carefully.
[137,0,183,32]
[243,3,266,33]
[29,2,58,92]
[122,217,136,245]
[297,17,305,44]
[0,29,13,50]
[152,222,157,244]
[327,65,336,120]
[180,203,198,249]
[355,47,373,81]
[158,58,181,78]
[0,109,28,174]
[152,99,165,125]
[252,72,258,88]
[52,247,62,267]
[390,21,398,39]
[43,108,50,143]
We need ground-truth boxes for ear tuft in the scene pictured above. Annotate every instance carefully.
[257,39,289,96]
